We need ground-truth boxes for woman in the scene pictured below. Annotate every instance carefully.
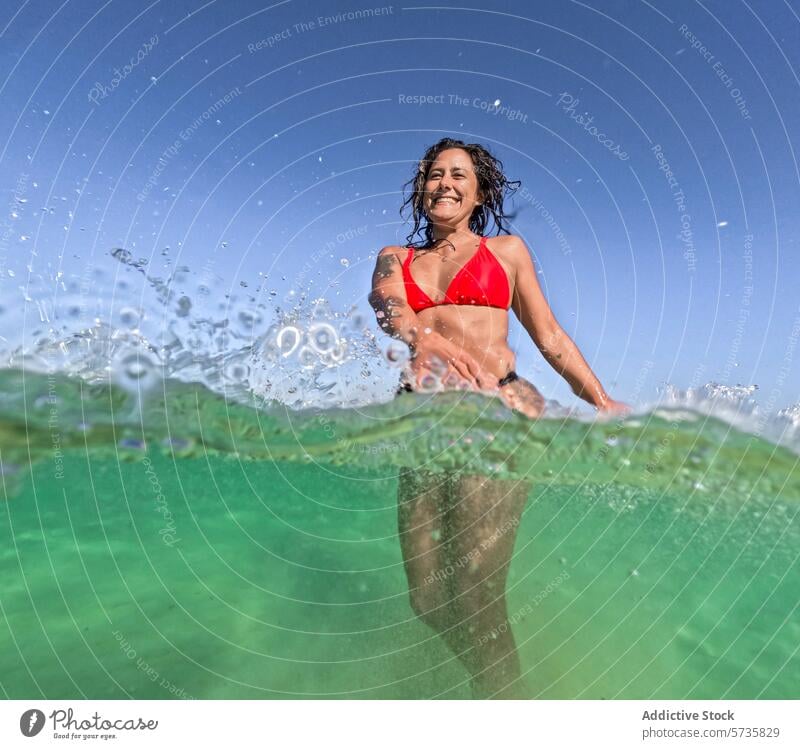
[369,138,628,699]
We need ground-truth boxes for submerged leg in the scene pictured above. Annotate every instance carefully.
[444,472,531,699]
[397,467,492,684]
[397,468,456,635]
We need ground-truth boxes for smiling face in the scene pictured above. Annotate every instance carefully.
[422,148,483,227]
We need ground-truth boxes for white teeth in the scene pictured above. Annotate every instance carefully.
[434,197,458,204]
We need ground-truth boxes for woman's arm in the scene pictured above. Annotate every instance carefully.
[507,236,625,412]
[368,247,493,389]
[367,247,424,348]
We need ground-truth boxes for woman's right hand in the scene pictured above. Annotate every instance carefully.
[408,330,494,391]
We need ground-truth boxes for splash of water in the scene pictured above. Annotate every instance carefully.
[1,246,799,456]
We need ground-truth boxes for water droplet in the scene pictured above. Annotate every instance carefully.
[114,351,161,391]
[427,355,447,377]
[111,247,133,263]
[224,360,250,383]
[276,325,301,357]
[176,296,192,317]
[419,373,439,392]
[238,309,262,329]
[119,307,140,327]
[308,323,337,353]
[123,357,148,379]
[384,341,409,367]
[297,346,316,368]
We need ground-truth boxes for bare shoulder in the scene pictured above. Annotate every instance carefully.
[485,234,530,265]
[378,244,407,257]
[373,245,407,279]
[485,234,526,251]
[377,245,412,265]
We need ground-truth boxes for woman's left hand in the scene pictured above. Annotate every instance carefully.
[498,378,546,419]
[597,398,632,415]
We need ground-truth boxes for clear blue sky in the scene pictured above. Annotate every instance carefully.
[1,0,799,410]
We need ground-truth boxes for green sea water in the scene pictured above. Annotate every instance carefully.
[1,369,798,699]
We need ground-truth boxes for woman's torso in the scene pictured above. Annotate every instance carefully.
[401,235,517,381]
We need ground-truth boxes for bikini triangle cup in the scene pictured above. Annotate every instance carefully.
[402,236,511,313]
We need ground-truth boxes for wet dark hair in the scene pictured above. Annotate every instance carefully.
[401,137,521,248]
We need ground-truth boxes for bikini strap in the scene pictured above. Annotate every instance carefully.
[402,245,415,274]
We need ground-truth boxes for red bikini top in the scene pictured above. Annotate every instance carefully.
[401,236,511,313]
